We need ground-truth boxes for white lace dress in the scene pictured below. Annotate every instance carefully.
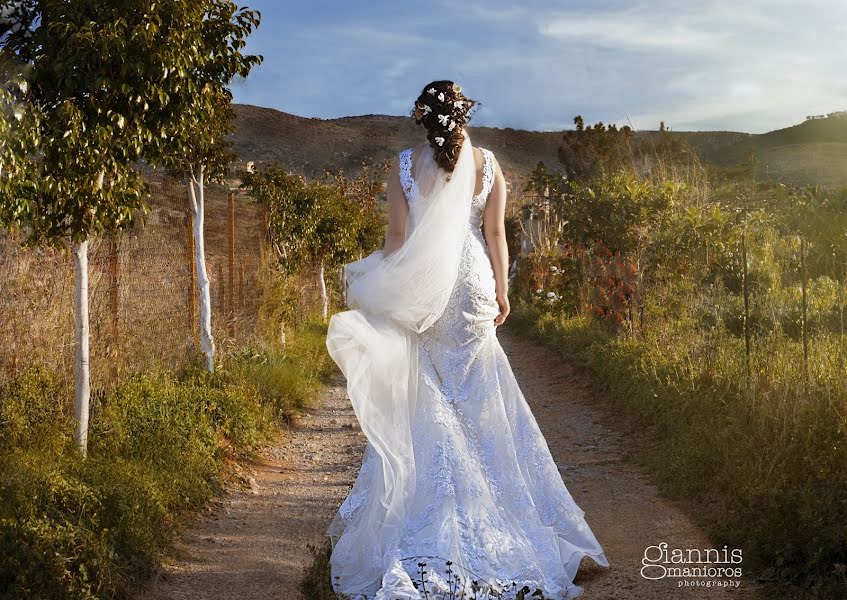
[327,146,609,600]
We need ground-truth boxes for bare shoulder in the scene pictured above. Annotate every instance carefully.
[471,145,485,168]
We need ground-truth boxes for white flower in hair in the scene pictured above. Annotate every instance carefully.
[437,92,445,102]
[454,100,464,109]
[434,136,445,146]
[448,120,456,131]
[422,104,432,115]
[427,87,437,95]
[437,113,450,126]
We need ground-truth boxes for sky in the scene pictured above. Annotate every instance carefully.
[231,0,847,134]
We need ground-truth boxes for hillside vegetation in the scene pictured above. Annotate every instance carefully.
[232,105,847,188]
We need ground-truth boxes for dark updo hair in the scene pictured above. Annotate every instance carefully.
[410,80,479,173]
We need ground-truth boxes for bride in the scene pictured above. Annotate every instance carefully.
[325,80,608,599]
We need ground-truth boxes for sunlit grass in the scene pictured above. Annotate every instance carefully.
[511,300,847,596]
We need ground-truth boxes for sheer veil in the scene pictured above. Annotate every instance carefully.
[325,132,476,595]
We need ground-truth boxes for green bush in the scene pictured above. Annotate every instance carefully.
[0,320,331,598]
[0,365,72,454]
[0,516,113,600]
[511,303,847,596]
[228,321,332,421]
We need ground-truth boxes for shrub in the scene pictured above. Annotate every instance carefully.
[511,303,847,595]
[0,320,331,598]
[0,365,72,454]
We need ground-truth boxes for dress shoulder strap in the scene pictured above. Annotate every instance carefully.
[479,148,496,200]
[398,148,416,203]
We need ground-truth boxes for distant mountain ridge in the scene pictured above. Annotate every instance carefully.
[231,104,847,188]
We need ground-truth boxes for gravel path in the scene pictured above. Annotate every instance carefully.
[139,326,787,600]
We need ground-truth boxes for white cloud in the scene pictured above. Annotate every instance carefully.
[234,0,847,133]
[539,15,729,51]
[529,0,847,131]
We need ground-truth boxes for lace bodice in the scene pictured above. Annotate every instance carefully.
[399,146,496,229]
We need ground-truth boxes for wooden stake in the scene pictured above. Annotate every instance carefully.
[228,191,235,336]
[108,233,119,380]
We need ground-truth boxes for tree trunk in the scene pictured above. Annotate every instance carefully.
[319,258,328,322]
[339,265,346,308]
[186,165,216,372]
[73,237,91,456]
[72,170,104,456]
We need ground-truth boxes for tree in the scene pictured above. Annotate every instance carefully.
[149,1,262,372]
[0,0,254,453]
[558,115,634,184]
[244,163,384,321]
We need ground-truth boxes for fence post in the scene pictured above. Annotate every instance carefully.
[228,191,236,337]
[109,233,119,380]
[239,263,245,313]
[218,263,226,340]
[10,307,17,374]
[741,221,751,380]
[800,236,809,399]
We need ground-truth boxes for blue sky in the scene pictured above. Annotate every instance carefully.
[231,0,847,134]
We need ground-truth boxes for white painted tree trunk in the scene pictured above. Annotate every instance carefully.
[319,258,328,322]
[186,165,216,372]
[339,265,346,307]
[73,237,91,456]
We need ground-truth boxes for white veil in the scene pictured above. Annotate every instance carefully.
[325,132,476,595]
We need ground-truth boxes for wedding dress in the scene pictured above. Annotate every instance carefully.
[325,132,608,600]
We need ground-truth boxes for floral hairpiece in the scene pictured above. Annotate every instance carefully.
[434,136,445,146]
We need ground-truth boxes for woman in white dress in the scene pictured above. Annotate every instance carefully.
[326,80,608,599]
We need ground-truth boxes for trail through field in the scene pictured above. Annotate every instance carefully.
[140,327,786,600]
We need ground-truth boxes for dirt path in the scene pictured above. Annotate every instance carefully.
[140,327,784,600]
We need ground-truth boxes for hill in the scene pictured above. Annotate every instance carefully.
[703,116,847,186]
[231,105,847,189]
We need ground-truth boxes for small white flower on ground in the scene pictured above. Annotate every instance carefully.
[546,291,555,299]
[535,288,543,294]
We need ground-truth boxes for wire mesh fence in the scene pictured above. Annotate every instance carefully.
[0,168,311,391]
